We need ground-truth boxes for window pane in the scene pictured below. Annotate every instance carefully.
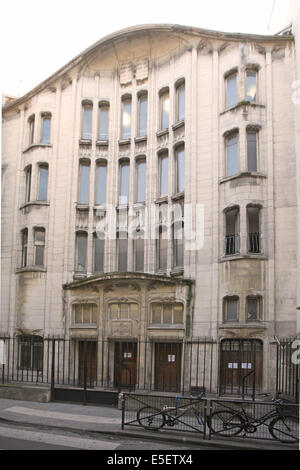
[174,224,184,268]
[247,298,258,321]
[76,233,87,271]
[41,117,51,143]
[176,148,184,192]
[29,117,35,144]
[177,85,185,121]
[159,227,168,269]
[137,161,146,202]
[173,304,183,323]
[83,304,90,323]
[82,107,92,139]
[79,164,90,204]
[96,165,107,204]
[138,96,147,137]
[226,298,238,321]
[163,304,172,323]
[94,237,104,272]
[130,303,139,320]
[22,230,28,267]
[120,164,129,204]
[247,132,257,172]
[99,107,109,140]
[118,237,128,271]
[160,156,168,196]
[122,100,131,139]
[75,305,82,323]
[161,92,169,130]
[227,135,238,176]
[38,166,48,201]
[246,72,257,102]
[120,304,128,319]
[34,229,45,243]
[135,238,144,271]
[25,167,31,202]
[152,304,161,323]
[227,75,237,108]
[35,245,44,265]
[110,304,119,320]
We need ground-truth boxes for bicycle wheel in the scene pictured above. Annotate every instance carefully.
[137,406,166,431]
[207,410,244,436]
[269,414,299,443]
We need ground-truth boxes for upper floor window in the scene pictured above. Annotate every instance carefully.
[109,303,139,320]
[93,235,104,273]
[247,205,261,253]
[151,303,183,325]
[137,93,147,137]
[246,296,262,322]
[226,132,239,177]
[81,102,93,140]
[136,159,146,203]
[41,113,51,144]
[73,303,97,325]
[75,232,87,272]
[246,70,257,103]
[226,73,237,108]
[223,296,239,322]
[175,146,184,193]
[247,129,258,172]
[225,207,240,255]
[28,115,35,145]
[117,230,128,272]
[159,88,169,130]
[98,102,109,141]
[21,229,28,268]
[34,228,45,266]
[175,80,185,123]
[24,165,32,203]
[78,161,90,204]
[121,96,131,140]
[37,164,48,201]
[159,152,168,197]
[95,162,107,205]
[134,231,144,272]
[119,161,130,205]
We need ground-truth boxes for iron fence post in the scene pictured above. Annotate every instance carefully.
[50,338,55,401]
[121,393,125,430]
[83,341,87,405]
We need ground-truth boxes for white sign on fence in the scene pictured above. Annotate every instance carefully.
[0,340,6,365]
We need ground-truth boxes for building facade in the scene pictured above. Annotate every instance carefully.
[1,24,298,396]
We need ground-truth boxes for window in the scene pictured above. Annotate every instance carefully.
[175,146,184,193]
[82,102,93,140]
[134,231,144,272]
[159,152,168,197]
[225,207,240,255]
[121,96,131,139]
[34,228,45,266]
[25,165,32,203]
[119,161,130,205]
[151,303,184,324]
[158,225,168,270]
[37,164,48,201]
[173,220,184,268]
[93,236,104,273]
[226,73,237,108]
[175,81,185,122]
[76,232,87,272]
[78,161,90,204]
[95,163,107,205]
[117,231,128,271]
[21,229,28,268]
[138,93,147,137]
[109,303,139,320]
[247,206,261,253]
[98,103,109,141]
[246,296,262,322]
[136,159,146,203]
[247,130,258,172]
[226,133,238,177]
[18,335,43,370]
[41,114,51,144]
[223,296,239,322]
[28,115,35,145]
[246,71,257,102]
[160,89,169,130]
[73,304,97,325]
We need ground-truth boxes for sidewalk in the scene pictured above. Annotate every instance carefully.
[0,398,298,451]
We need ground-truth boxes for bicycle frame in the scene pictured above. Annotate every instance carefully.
[161,396,206,429]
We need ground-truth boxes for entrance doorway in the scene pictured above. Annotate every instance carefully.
[220,339,263,396]
[114,342,137,390]
[154,343,182,392]
[78,341,97,387]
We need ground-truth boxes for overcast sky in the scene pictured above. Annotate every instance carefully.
[1,0,293,97]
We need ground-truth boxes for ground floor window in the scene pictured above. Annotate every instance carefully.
[18,335,43,371]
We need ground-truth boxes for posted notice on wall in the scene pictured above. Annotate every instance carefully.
[0,340,6,365]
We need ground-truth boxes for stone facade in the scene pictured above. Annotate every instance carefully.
[1,24,298,395]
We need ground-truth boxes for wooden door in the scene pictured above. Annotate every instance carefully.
[220,339,262,395]
[79,341,97,387]
[114,342,137,389]
[154,343,182,392]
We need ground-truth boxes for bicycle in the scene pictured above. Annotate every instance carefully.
[207,393,299,443]
[137,393,206,432]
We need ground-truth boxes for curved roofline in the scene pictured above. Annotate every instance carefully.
[2,23,294,112]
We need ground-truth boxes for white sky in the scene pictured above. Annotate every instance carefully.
[1,0,293,97]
